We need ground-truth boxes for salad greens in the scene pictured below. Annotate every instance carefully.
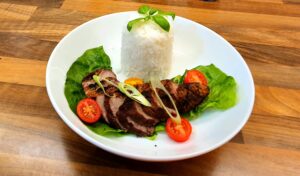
[172,64,238,119]
[87,122,126,137]
[127,5,175,32]
[65,46,111,112]
[64,46,127,136]
[65,46,237,140]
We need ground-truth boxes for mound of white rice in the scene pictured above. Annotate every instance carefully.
[121,18,174,80]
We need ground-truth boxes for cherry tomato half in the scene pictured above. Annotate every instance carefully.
[184,70,207,86]
[166,118,192,142]
[77,98,101,124]
[124,77,144,87]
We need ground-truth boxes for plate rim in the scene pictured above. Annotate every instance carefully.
[46,11,255,161]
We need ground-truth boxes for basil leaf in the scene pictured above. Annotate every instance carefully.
[160,11,175,20]
[149,8,158,15]
[138,5,150,14]
[144,16,151,21]
[127,18,144,31]
[152,15,170,32]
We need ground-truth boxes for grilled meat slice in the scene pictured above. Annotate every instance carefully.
[117,98,157,136]
[161,80,209,113]
[136,83,171,121]
[137,80,209,114]
[121,100,159,126]
[119,115,155,136]
[175,82,209,113]
[104,92,126,130]
[96,94,109,124]
[82,69,118,97]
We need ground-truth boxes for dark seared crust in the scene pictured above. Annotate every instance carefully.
[119,116,155,136]
[176,83,209,113]
[104,92,126,130]
[82,69,118,97]
[137,80,209,115]
[161,80,209,114]
[137,83,169,121]
[82,69,117,82]
[119,99,158,126]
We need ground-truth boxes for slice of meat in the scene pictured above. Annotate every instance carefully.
[96,94,109,124]
[120,99,158,126]
[137,83,170,121]
[117,98,158,136]
[175,83,209,113]
[126,118,155,136]
[82,69,118,97]
[159,80,209,114]
[104,92,126,130]
[161,80,179,99]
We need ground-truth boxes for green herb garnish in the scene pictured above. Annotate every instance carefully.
[152,14,170,32]
[150,77,181,124]
[127,5,175,32]
[127,17,144,32]
[138,5,150,14]
[93,75,114,97]
[96,77,152,107]
[118,82,152,107]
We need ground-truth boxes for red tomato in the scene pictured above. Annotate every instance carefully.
[184,70,207,86]
[166,118,192,142]
[77,98,101,123]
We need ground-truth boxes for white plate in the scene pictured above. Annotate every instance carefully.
[46,12,255,161]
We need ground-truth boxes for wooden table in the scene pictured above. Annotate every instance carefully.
[1,0,300,175]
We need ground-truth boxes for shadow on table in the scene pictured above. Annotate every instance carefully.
[59,122,243,175]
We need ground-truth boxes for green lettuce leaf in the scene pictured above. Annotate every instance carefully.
[64,46,124,136]
[172,64,238,119]
[146,122,166,140]
[87,122,126,137]
[65,46,111,112]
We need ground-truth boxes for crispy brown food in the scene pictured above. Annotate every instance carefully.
[82,69,118,97]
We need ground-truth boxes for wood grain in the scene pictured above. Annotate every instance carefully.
[253,85,300,117]
[243,114,300,150]
[207,24,300,48]
[0,82,55,118]
[0,33,58,60]
[0,56,46,86]
[117,0,300,17]
[29,8,97,25]
[0,2,37,21]
[0,0,64,8]
[61,0,300,29]
[0,21,75,42]
[1,0,300,175]
[248,61,300,89]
